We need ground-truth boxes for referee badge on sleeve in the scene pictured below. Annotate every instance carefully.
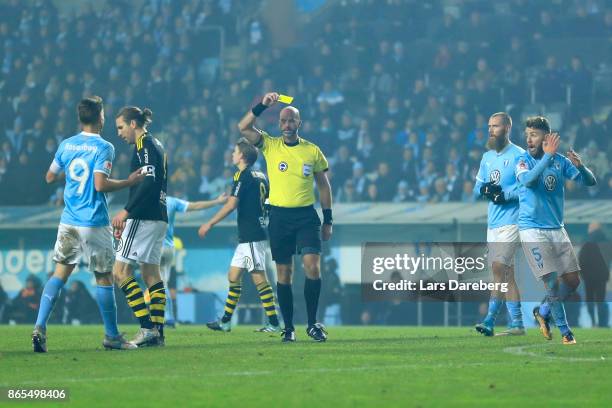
[302,163,313,176]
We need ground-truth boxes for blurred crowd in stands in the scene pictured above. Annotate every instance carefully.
[0,0,610,206]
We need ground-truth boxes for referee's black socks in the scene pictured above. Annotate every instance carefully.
[277,283,294,330]
[304,278,321,327]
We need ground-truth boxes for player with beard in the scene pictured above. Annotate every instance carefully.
[473,112,526,336]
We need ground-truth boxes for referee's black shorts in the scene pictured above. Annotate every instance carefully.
[268,205,321,264]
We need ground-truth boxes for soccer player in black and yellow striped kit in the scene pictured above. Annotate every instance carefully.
[238,92,333,342]
[198,138,280,332]
[112,106,168,347]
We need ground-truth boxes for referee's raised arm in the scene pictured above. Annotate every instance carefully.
[237,92,279,145]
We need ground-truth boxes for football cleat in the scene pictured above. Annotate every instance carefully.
[306,323,328,342]
[154,335,165,347]
[281,328,296,342]
[495,326,526,336]
[474,322,494,337]
[103,333,138,350]
[129,327,160,347]
[206,319,231,332]
[562,332,577,345]
[254,323,280,333]
[32,326,47,353]
[533,306,552,340]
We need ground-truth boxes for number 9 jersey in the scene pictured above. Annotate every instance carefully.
[48,131,115,227]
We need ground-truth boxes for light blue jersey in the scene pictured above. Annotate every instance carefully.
[515,153,582,230]
[474,142,525,229]
[50,132,114,227]
[164,196,189,247]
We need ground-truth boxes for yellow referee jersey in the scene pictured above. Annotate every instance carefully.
[257,132,328,207]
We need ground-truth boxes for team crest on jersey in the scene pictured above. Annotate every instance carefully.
[303,163,313,177]
[518,160,527,170]
[490,170,501,185]
[504,159,509,167]
[114,238,123,252]
[278,161,288,172]
[544,175,557,191]
[554,162,561,170]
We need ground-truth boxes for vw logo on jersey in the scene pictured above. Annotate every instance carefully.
[544,175,557,191]
[278,161,288,172]
[490,169,501,185]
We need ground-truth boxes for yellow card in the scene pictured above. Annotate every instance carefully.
[278,94,294,104]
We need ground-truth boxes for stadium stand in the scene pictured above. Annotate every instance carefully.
[0,0,610,206]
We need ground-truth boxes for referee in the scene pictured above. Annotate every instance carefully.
[238,92,333,342]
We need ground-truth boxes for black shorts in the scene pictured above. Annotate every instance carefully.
[268,205,321,264]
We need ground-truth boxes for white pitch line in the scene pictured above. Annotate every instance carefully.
[6,341,610,387]
[503,340,610,362]
[0,362,489,387]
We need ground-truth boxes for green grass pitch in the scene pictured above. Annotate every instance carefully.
[1,325,611,407]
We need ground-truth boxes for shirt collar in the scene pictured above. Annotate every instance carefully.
[81,131,101,137]
[283,137,300,147]
[496,142,512,156]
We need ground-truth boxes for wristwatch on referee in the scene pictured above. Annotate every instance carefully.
[323,209,333,225]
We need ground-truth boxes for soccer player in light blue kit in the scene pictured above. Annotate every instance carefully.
[516,116,596,344]
[32,96,144,352]
[161,193,227,326]
[473,112,526,336]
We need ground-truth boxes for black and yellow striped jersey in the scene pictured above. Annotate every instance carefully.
[231,167,268,243]
[125,133,168,222]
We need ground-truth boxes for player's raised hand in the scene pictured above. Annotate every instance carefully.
[198,223,212,239]
[567,149,583,167]
[262,92,279,107]
[543,132,560,155]
[321,224,332,241]
[127,169,146,185]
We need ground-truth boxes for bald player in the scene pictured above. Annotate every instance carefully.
[238,92,333,342]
